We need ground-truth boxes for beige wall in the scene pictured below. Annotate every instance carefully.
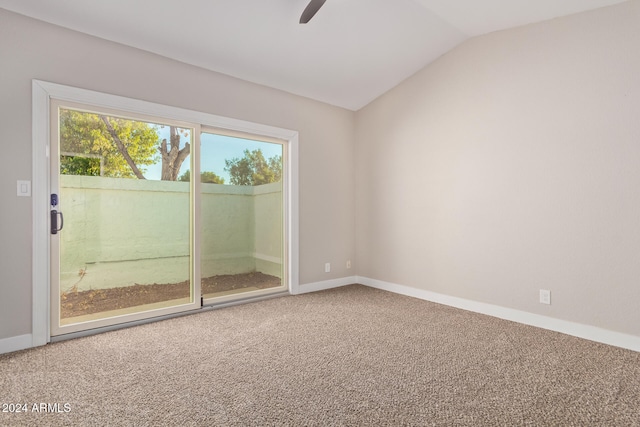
[356,1,640,336]
[0,9,355,340]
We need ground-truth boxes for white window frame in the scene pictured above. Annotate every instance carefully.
[32,80,299,347]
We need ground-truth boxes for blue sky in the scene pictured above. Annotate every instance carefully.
[144,128,283,183]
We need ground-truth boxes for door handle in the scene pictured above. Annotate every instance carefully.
[51,210,64,234]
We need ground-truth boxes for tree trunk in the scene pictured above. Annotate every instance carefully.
[160,126,190,181]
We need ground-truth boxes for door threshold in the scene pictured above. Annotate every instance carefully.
[50,290,290,343]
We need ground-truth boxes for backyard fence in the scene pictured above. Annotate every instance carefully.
[59,175,282,292]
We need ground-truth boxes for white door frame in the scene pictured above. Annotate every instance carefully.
[32,80,299,346]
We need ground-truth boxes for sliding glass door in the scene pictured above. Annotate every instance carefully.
[49,100,288,336]
[200,130,286,303]
[50,102,200,335]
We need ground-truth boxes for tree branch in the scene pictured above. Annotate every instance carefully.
[99,115,146,179]
[176,143,190,173]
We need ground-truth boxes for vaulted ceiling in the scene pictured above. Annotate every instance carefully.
[0,0,628,110]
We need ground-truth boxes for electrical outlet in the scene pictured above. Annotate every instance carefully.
[539,289,551,305]
[346,260,351,269]
[325,263,331,273]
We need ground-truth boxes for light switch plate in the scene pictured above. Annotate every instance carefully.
[17,180,31,197]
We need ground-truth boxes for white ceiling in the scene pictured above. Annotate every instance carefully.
[0,0,628,110]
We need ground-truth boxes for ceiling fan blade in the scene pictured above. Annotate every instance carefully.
[299,0,326,24]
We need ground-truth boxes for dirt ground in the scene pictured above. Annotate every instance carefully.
[60,272,281,319]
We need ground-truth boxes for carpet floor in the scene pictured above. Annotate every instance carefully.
[1,284,639,426]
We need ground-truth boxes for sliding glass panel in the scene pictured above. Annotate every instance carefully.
[53,106,197,333]
[200,131,285,301]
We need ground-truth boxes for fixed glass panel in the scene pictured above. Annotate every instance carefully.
[200,132,285,300]
[55,107,195,329]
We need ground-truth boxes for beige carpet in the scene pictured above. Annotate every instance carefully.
[1,284,639,426]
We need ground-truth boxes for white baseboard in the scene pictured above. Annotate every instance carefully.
[295,276,357,295]
[357,276,640,353]
[9,276,637,354]
[0,334,34,355]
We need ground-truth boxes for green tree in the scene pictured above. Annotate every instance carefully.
[225,149,282,186]
[60,155,101,176]
[178,170,225,184]
[60,109,159,178]
[59,109,191,180]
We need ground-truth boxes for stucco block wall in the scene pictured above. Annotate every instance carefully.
[253,183,284,277]
[60,176,282,292]
[200,183,255,280]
